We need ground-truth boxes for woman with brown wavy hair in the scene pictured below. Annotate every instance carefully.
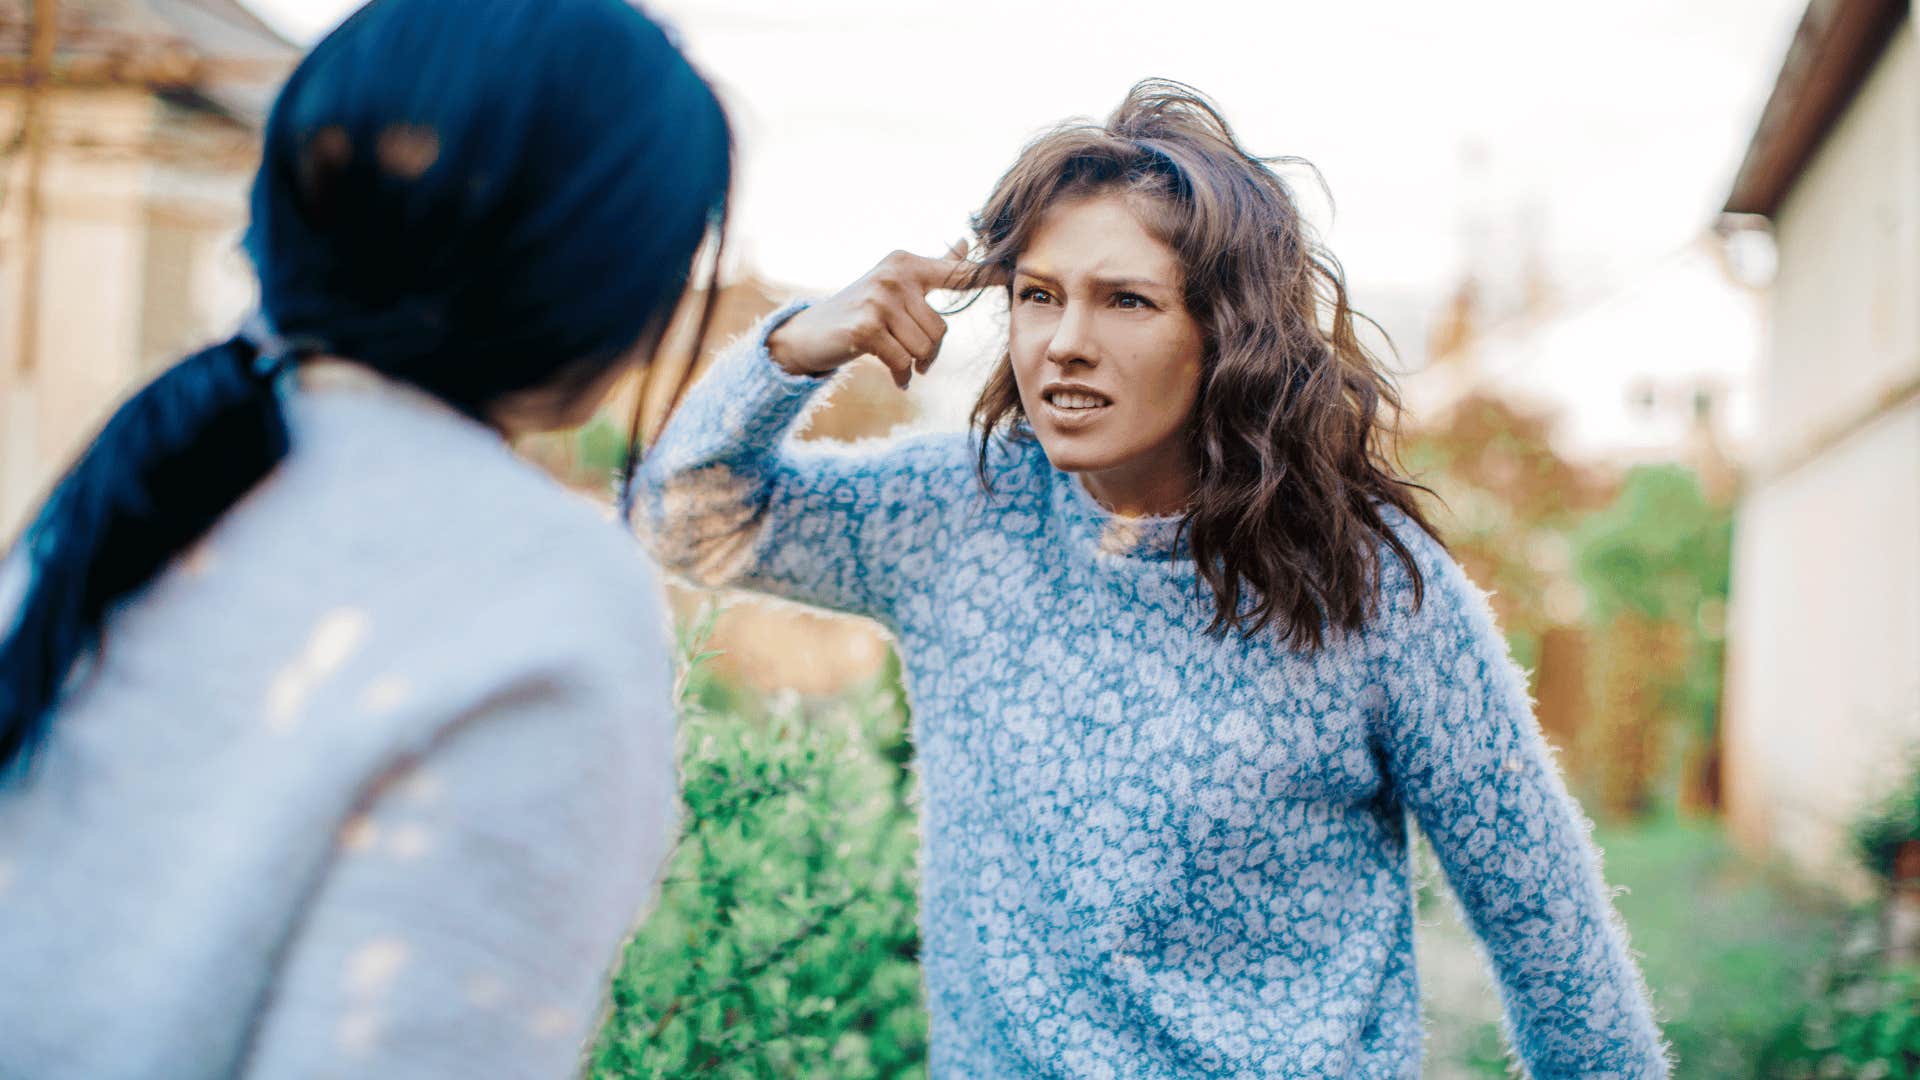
[637,81,1667,1078]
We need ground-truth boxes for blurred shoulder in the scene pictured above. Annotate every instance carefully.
[483,480,674,660]
[433,489,677,774]
[287,390,674,678]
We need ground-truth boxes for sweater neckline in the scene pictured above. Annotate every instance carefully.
[1052,467,1190,563]
[296,360,496,438]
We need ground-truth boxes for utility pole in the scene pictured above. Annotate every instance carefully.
[15,0,60,376]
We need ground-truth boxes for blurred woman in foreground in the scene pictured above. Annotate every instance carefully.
[0,0,728,1074]
[639,81,1668,1077]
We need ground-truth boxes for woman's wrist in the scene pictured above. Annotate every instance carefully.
[762,300,827,378]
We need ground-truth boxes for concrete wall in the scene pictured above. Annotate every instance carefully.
[1725,22,1920,892]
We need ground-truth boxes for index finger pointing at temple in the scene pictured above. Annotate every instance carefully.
[902,250,1008,293]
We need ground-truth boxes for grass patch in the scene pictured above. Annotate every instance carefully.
[1594,817,1846,1075]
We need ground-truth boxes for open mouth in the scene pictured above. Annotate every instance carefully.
[1044,386,1121,411]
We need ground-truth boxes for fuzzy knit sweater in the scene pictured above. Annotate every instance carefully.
[638,304,1669,1079]
[0,367,678,1078]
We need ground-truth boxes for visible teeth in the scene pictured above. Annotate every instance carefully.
[1048,391,1109,410]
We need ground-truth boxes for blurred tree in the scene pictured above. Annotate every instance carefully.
[1403,392,1610,753]
[1573,465,1733,817]
[1404,399,1735,819]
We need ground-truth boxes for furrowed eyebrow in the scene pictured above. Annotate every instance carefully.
[1093,276,1172,293]
[1012,268,1173,293]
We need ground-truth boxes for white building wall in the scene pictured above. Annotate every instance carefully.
[0,90,255,540]
[1725,22,1920,890]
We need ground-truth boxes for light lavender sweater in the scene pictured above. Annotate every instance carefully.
[0,368,678,1077]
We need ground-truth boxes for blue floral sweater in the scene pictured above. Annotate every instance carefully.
[637,306,1669,1079]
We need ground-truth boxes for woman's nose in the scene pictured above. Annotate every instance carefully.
[1045,308,1099,368]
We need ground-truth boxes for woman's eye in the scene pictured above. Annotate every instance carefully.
[1018,286,1054,305]
[1114,293,1153,310]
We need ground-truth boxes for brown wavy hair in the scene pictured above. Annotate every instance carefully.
[963,79,1441,649]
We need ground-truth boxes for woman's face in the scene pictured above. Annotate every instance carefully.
[1008,191,1206,514]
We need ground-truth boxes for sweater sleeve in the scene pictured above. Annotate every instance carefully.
[635,301,970,625]
[1373,529,1670,1079]
[238,664,673,1080]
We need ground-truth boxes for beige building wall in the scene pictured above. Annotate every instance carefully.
[0,90,255,540]
[1725,23,1920,892]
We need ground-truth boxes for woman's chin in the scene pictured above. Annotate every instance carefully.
[1033,435,1119,476]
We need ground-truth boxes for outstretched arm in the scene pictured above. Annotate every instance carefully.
[635,247,992,623]
[1374,533,1669,1078]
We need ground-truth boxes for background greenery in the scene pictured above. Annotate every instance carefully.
[591,611,928,1078]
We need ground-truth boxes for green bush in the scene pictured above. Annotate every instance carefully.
[1852,760,1920,887]
[590,610,926,1078]
[1759,761,1920,1079]
[1760,930,1920,1079]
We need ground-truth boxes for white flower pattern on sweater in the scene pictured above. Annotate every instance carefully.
[638,305,1670,1080]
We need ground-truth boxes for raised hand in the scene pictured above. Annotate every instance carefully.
[767,241,1001,389]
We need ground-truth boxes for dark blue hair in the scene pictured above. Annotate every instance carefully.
[0,0,731,771]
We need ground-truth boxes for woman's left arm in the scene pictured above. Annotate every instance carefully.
[1374,540,1670,1078]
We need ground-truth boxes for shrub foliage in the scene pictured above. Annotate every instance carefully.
[591,609,926,1078]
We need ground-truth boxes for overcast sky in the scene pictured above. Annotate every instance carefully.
[239,0,1806,417]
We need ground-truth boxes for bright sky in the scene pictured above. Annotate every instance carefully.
[240,0,1805,397]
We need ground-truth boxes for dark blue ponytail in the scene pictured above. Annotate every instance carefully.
[0,340,289,768]
[0,0,731,772]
